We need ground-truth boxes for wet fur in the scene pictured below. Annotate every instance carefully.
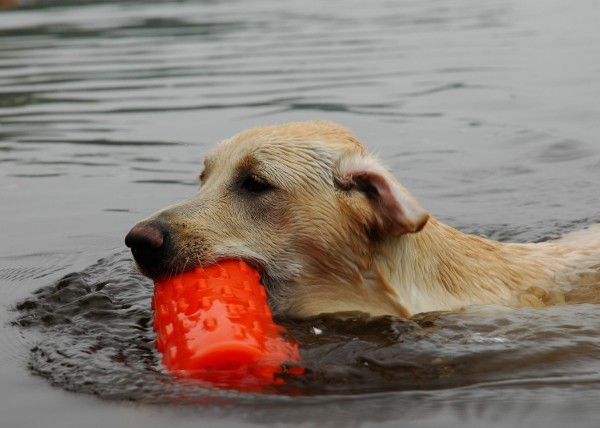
[135,121,600,317]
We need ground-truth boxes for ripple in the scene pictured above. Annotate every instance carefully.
[133,179,197,186]
[534,140,596,164]
[16,138,180,146]
[0,265,65,281]
[9,251,600,402]
[0,0,516,135]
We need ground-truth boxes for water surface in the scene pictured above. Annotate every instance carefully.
[1,0,599,427]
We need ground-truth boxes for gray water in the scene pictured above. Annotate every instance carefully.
[1,0,600,427]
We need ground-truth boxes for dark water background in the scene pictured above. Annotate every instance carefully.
[1,0,599,427]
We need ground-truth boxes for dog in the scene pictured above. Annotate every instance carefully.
[125,121,600,318]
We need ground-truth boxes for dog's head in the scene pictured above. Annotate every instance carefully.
[125,121,429,317]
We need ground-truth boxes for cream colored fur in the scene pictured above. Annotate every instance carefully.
[141,121,600,317]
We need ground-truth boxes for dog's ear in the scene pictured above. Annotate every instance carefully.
[336,155,429,236]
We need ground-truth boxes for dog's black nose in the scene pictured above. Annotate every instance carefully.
[125,220,165,250]
[125,220,169,277]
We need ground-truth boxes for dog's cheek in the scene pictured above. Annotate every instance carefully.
[338,194,382,245]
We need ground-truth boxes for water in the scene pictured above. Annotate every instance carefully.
[1,0,599,426]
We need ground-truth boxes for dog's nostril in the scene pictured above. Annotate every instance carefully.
[125,221,166,251]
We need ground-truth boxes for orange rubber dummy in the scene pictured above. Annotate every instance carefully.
[152,260,303,388]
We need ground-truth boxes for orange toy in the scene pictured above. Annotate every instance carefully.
[152,260,303,389]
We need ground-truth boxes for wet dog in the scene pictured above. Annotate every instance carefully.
[125,121,600,317]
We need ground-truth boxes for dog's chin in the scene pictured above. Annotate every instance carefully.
[131,258,169,282]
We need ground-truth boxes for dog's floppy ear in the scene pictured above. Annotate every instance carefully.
[336,155,429,236]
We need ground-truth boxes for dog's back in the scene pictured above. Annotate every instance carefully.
[550,224,600,303]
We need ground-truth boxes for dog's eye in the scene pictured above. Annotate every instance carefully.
[241,175,273,194]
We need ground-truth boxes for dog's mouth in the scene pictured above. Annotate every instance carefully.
[124,222,276,296]
[135,252,271,288]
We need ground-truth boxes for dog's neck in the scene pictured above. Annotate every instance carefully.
[374,218,562,315]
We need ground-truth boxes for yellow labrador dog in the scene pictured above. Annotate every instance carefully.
[125,121,600,318]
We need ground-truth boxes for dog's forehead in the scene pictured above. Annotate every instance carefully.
[207,121,366,166]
